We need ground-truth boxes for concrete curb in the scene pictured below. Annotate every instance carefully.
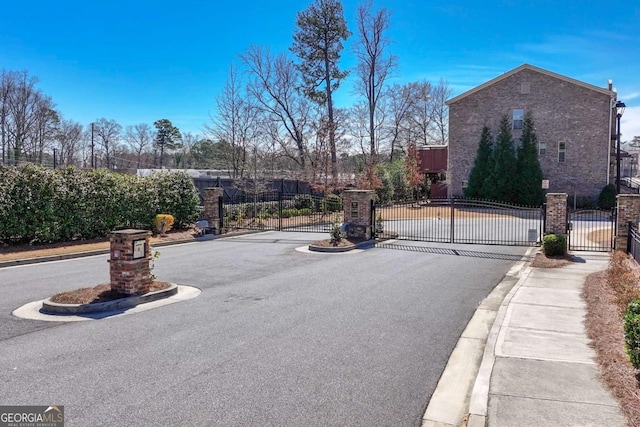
[466,266,532,427]
[41,283,179,314]
[421,247,537,427]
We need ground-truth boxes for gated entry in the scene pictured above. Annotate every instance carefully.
[222,192,343,233]
[567,208,615,251]
[376,198,543,246]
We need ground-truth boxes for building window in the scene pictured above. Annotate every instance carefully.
[558,142,566,163]
[539,142,547,156]
[513,109,524,130]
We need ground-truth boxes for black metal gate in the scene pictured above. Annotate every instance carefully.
[376,198,543,246]
[568,208,615,251]
[222,192,343,233]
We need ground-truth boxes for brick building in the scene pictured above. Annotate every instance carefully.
[417,145,448,198]
[446,64,618,201]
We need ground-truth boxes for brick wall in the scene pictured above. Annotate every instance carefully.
[203,187,224,232]
[544,193,568,235]
[615,194,640,252]
[109,229,152,295]
[342,190,375,239]
[448,66,614,201]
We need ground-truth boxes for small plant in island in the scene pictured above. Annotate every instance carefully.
[153,214,174,236]
[542,234,566,257]
[329,221,346,246]
[149,249,161,281]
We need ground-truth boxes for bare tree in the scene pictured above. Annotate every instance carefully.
[55,118,83,166]
[407,80,432,146]
[125,123,153,168]
[354,0,396,164]
[382,82,418,162]
[0,70,16,165]
[93,118,122,168]
[241,45,312,170]
[5,71,39,165]
[205,64,260,179]
[26,94,59,164]
[429,78,453,145]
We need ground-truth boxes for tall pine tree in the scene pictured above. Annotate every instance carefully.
[465,125,494,199]
[516,112,544,206]
[486,116,517,203]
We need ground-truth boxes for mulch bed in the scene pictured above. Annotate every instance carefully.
[583,256,640,426]
[310,237,367,248]
[530,252,576,268]
[50,281,171,305]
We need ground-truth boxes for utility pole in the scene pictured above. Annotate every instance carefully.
[91,122,95,169]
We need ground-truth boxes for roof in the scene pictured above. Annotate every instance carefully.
[446,63,615,105]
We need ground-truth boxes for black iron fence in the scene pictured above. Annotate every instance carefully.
[376,198,542,246]
[567,208,615,252]
[222,192,343,233]
[628,224,640,263]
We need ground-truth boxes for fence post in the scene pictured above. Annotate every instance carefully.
[218,195,224,231]
[450,197,455,243]
[278,191,283,231]
[204,187,224,234]
[628,223,632,255]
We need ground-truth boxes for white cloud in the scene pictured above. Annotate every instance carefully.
[621,106,640,141]
[621,92,640,101]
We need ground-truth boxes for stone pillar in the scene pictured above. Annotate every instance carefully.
[545,193,568,235]
[204,187,224,233]
[615,194,640,252]
[342,190,376,240]
[109,229,152,295]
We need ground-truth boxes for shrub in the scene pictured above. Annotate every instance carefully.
[281,208,300,218]
[624,300,640,369]
[293,194,314,210]
[598,184,617,210]
[543,234,566,256]
[154,171,200,229]
[299,208,312,216]
[321,194,342,213]
[153,214,174,235]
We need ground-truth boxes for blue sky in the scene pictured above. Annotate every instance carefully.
[1,0,639,139]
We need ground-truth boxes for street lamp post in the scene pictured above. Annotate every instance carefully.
[616,100,626,194]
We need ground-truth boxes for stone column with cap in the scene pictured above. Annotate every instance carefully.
[109,229,152,295]
[342,190,376,240]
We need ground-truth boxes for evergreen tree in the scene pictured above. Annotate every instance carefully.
[465,125,494,199]
[516,112,544,206]
[486,116,517,203]
[290,0,350,181]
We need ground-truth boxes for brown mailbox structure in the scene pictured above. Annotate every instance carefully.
[109,229,152,295]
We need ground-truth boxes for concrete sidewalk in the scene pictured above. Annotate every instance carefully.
[467,252,626,426]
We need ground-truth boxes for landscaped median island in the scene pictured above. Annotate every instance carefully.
[42,282,177,315]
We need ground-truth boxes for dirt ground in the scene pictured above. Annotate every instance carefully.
[0,229,197,262]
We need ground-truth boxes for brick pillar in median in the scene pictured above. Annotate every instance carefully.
[204,187,224,233]
[109,229,152,295]
[342,190,376,240]
[615,194,640,252]
[544,193,568,235]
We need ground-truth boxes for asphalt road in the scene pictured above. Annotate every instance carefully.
[0,231,529,427]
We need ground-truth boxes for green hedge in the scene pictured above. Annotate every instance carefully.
[624,300,640,369]
[0,165,199,244]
